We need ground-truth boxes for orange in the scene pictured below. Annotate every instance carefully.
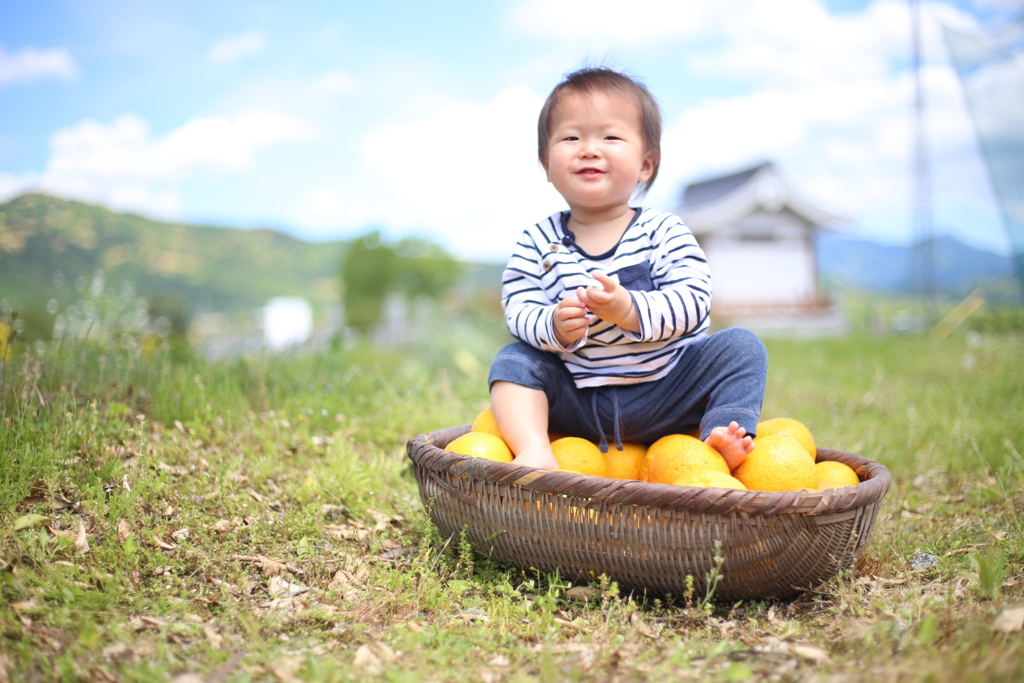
[638,450,655,482]
[645,434,729,485]
[814,460,860,489]
[732,435,816,491]
[471,407,503,439]
[551,437,608,477]
[604,442,647,480]
[446,431,512,462]
[672,469,747,490]
[756,417,816,461]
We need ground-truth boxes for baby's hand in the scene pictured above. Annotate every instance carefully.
[553,295,590,346]
[577,272,637,331]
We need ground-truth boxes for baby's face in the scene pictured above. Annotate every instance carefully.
[543,90,653,219]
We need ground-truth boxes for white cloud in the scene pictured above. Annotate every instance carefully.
[300,186,377,231]
[208,30,267,65]
[972,0,1024,11]
[312,69,357,97]
[648,61,997,248]
[0,44,76,87]
[509,0,726,47]
[311,86,565,260]
[689,0,903,87]
[690,0,979,89]
[0,110,313,218]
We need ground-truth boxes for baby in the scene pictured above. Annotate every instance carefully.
[488,66,768,472]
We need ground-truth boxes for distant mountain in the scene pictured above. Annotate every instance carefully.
[818,233,1019,298]
[0,193,346,337]
[6,193,1014,342]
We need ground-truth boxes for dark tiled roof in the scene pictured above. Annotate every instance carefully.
[680,161,772,208]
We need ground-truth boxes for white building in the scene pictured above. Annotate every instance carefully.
[262,296,313,350]
[675,162,849,334]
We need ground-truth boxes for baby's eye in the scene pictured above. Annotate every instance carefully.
[605,135,621,141]
[564,136,579,141]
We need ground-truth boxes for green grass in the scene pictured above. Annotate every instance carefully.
[0,317,1022,682]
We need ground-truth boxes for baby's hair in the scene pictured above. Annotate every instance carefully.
[538,66,662,196]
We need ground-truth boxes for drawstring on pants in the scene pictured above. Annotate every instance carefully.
[589,390,623,453]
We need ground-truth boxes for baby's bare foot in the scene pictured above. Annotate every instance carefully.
[513,445,560,470]
[705,421,754,471]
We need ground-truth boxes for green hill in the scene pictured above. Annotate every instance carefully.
[0,193,345,339]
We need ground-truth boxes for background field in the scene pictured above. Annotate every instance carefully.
[1,307,1022,682]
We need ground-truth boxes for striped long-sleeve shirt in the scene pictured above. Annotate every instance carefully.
[501,208,712,388]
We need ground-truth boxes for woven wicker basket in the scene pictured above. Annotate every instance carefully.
[407,425,891,601]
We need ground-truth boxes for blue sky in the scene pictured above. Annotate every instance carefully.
[1,0,1020,262]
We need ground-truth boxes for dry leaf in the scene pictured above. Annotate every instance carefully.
[268,664,304,683]
[267,576,308,598]
[993,606,1024,633]
[52,494,78,511]
[454,608,489,624]
[203,625,224,649]
[101,642,131,659]
[260,596,309,613]
[1,653,12,683]
[213,519,233,533]
[259,557,288,577]
[75,520,90,554]
[157,462,188,476]
[13,514,51,532]
[171,528,191,541]
[788,643,829,663]
[244,488,265,502]
[153,537,178,551]
[564,586,601,601]
[353,641,396,675]
[117,519,132,544]
[553,617,583,632]
[324,524,370,544]
[321,504,348,519]
[233,554,296,577]
[92,667,119,682]
[328,569,363,591]
[129,616,167,631]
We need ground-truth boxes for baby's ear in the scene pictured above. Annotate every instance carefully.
[638,149,655,183]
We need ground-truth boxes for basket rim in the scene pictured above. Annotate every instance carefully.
[407,425,892,517]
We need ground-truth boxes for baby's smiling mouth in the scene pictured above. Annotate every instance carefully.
[577,167,604,177]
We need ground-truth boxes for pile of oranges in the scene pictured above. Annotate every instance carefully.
[445,408,861,493]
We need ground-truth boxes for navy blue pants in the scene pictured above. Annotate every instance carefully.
[488,328,768,452]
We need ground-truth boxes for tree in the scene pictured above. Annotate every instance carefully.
[339,232,462,335]
[340,231,399,335]
[395,237,462,300]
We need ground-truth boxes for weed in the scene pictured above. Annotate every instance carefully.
[698,539,726,615]
[0,317,1023,681]
[966,546,1009,601]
